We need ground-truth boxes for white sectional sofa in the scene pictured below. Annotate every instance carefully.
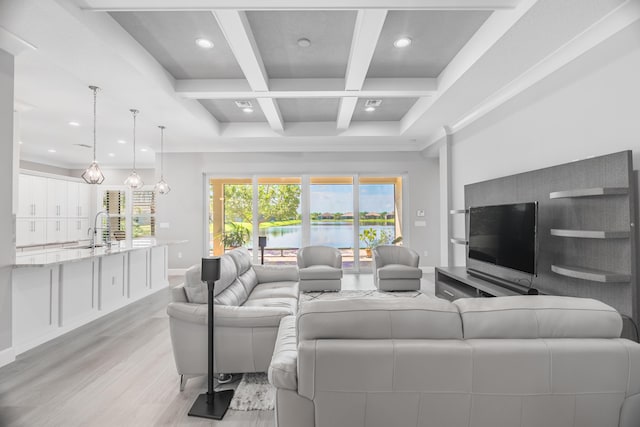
[167,248,299,390]
[269,295,640,427]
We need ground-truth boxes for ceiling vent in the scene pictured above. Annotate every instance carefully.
[235,100,252,109]
[365,99,382,107]
[74,143,92,149]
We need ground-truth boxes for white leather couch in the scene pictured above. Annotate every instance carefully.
[167,248,299,390]
[269,295,640,427]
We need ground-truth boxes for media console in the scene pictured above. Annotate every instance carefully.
[435,266,530,301]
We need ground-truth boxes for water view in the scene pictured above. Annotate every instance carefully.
[262,222,395,248]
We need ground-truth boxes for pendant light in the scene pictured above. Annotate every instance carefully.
[124,108,144,189]
[81,85,105,184]
[154,125,171,195]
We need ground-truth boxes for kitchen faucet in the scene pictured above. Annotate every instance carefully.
[89,210,112,249]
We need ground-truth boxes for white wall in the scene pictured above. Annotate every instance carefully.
[448,22,640,265]
[155,151,440,270]
[0,49,15,355]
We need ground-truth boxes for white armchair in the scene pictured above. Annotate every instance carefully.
[372,245,422,291]
[297,246,343,291]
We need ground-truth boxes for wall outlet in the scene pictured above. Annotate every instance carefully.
[159,222,170,229]
[177,252,183,259]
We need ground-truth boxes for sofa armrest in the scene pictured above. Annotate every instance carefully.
[171,284,189,303]
[167,302,293,328]
[269,316,298,390]
[167,302,207,324]
[216,304,293,327]
[253,264,299,283]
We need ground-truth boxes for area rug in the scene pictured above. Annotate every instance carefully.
[228,373,276,411]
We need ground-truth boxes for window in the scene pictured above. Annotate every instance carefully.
[100,190,126,242]
[132,190,156,237]
[206,175,404,271]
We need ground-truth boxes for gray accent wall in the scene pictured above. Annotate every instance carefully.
[154,151,440,270]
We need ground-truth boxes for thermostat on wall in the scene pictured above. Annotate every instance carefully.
[416,209,425,217]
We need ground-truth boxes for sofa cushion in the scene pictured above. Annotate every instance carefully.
[228,247,252,275]
[299,265,343,280]
[378,264,422,280]
[454,296,623,339]
[297,297,462,341]
[248,281,299,300]
[214,279,250,306]
[182,265,208,303]
[268,316,298,390]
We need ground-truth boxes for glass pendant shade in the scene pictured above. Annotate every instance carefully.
[82,160,105,184]
[125,109,144,189]
[124,170,144,189]
[82,85,105,184]
[155,125,171,195]
[154,178,171,194]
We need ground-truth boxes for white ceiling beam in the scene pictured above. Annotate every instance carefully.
[257,98,284,132]
[0,26,37,55]
[79,0,519,12]
[337,97,358,130]
[339,10,387,129]
[174,78,437,99]
[345,10,388,91]
[214,10,284,131]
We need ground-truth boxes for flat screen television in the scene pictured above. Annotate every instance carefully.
[468,202,537,275]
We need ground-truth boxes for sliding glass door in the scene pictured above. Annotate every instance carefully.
[309,177,354,269]
[258,177,301,265]
[358,177,403,270]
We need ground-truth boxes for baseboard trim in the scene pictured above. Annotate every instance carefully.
[0,346,16,368]
[168,268,187,276]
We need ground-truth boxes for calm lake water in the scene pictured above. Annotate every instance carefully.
[262,222,395,248]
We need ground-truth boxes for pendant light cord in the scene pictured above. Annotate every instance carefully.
[159,125,165,179]
[130,109,139,171]
[89,86,100,162]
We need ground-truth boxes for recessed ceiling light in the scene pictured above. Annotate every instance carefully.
[195,38,214,49]
[117,139,126,144]
[242,107,254,113]
[48,149,56,153]
[140,148,148,152]
[68,121,80,127]
[394,37,412,48]
[108,153,115,157]
[297,38,311,47]
[365,106,376,112]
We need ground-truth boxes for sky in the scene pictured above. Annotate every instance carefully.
[310,184,395,213]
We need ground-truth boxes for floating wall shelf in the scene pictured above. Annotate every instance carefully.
[550,229,630,239]
[450,237,468,245]
[449,209,469,214]
[551,264,630,283]
[549,187,628,199]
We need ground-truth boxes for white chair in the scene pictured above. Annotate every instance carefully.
[372,245,422,291]
[297,246,343,292]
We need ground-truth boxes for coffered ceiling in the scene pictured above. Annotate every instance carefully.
[0,0,634,167]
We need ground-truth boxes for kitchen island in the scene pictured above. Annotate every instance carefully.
[12,239,185,355]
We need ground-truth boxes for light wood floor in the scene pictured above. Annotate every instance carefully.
[0,273,435,427]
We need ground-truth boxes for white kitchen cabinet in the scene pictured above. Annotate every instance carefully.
[67,218,90,242]
[67,182,91,218]
[16,219,46,246]
[99,253,126,310]
[17,174,47,218]
[46,219,68,243]
[128,249,149,298]
[46,178,68,218]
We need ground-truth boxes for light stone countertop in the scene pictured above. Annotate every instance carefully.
[14,239,187,267]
